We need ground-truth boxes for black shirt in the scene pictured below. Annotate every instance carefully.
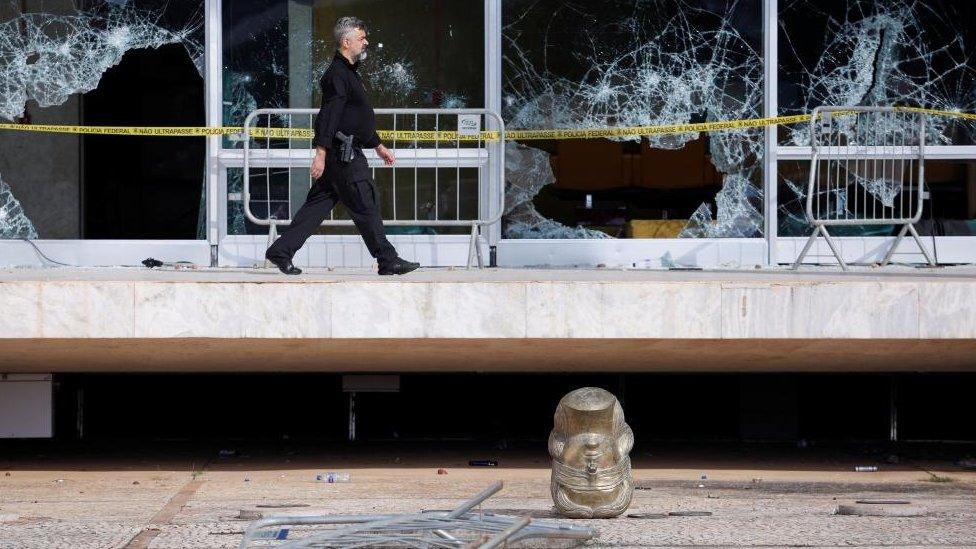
[312,51,381,151]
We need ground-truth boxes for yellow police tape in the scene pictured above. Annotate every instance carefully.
[0,107,972,142]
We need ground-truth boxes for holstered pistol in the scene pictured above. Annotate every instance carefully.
[335,131,355,164]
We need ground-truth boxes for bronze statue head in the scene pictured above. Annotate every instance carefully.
[549,387,634,518]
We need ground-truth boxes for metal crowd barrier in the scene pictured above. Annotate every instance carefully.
[792,106,937,271]
[242,108,505,268]
[238,481,595,548]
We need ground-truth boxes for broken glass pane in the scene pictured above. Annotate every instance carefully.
[0,172,38,239]
[222,0,484,234]
[504,142,611,239]
[780,0,976,147]
[0,0,202,122]
[222,0,483,130]
[779,159,976,237]
[678,175,764,238]
[848,171,900,208]
[0,0,203,239]
[502,0,765,239]
[778,0,976,232]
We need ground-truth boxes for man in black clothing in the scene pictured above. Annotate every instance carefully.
[265,16,420,276]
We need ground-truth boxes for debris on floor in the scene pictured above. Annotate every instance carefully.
[238,509,263,520]
[855,499,910,505]
[239,481,595,548]
[668,511,713,517]
[315,472,350,483]
[835,503,926,517]
[627,512,668,519]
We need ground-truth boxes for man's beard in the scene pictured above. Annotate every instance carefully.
[357,50,368,62]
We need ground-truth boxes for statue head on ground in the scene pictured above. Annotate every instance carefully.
[549,387,634,518]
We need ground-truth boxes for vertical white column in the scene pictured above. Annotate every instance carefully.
[484,0,503,250]
[288,0,314,218]
[763,0,778,265]
[205,0,224,266]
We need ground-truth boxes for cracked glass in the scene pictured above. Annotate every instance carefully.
[778,0,976,236]
[222,0,484,235]
[0,172,37,238]
[0,0,203,239]
[779,0,976,147]
[778,159,976,237]
[502,0,765,239]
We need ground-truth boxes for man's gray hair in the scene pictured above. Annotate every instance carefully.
[334,16,367,47]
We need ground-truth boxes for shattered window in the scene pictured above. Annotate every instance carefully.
[502,0,765,239]
[778,160,976,237]
[778,0,976,235]
[222,0,483,135]
[222,0,484,235]
[0,0,203,240]
[779,0,976,147]
[0,172,36,239]
[0,0,202,122]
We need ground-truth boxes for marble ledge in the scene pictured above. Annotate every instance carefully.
[0,279,973,339]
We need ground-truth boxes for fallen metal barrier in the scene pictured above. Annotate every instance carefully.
[238,481,595,548]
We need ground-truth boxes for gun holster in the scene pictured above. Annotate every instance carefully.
[335,131,355,164]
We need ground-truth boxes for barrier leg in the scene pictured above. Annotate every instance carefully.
[819,226,848,271]
[907,223,937,267]
[475,227,485,269]
[880,224,910,267]
[466,224,477,270]
[466,224,485,270]
[791,227,820,270]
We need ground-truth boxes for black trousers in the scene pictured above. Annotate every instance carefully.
[266,152,398,265]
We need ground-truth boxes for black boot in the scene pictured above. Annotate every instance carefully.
[266,254,302,275]
[378,257,420,276]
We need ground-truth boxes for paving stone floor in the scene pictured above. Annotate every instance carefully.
[2,443,974,548]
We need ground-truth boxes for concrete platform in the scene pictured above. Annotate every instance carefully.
[1,266,975,372]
